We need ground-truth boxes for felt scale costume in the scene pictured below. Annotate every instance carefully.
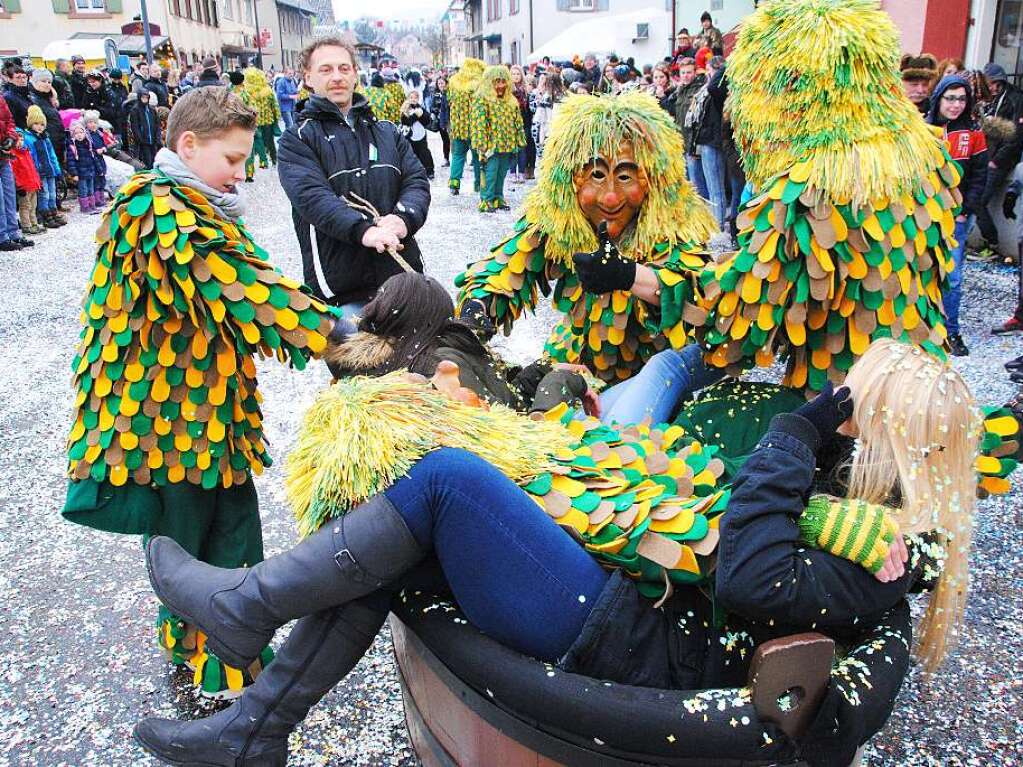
[456,91,717,382]
[447,58,485,194]
[469,65,525,212]
[364,81,405,124]
[64,170,337,697]
[686,0,960,392]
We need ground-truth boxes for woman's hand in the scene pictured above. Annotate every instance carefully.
[873,535,908,583]
[792,381,853,448]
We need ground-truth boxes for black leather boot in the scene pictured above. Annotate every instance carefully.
[134,594,391,766]
[146,494,422,669]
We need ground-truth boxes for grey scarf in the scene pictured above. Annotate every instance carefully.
[153,148,245,221]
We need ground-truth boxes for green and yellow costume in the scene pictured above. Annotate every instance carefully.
[447,58,485,193]
[63,170,336,697]
[470,65,525,211]
[240,68,282,175]
[456,91,717,382]
[364,81,404,124]
[688,0,959,392]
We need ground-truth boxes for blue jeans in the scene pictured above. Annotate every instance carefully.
[77,175,95,199]
[37,177,57,212]
[0,162,19,241]
[384,448,608,661]
[599,345,725,425]
[944,215,974,336]
[685,154,708,199]
[339,301,367,320]
[698,144,727,229]
[281,110,295,130]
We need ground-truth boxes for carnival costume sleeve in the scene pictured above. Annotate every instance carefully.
[693,0,958,393]
[67,171,336,489]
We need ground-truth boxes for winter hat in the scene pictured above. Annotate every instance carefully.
[69,119,86,136]
[228,70,244,86]
[695,46,712,71]
[900,52,938,82]
[109,68,123,79]
[983,62,1008,84]
[30,68,53,85]
[26,104,46,129]
[83,109,101,124]
[202,56,218,71]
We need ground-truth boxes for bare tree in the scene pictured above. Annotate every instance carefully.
[419,24,448,67]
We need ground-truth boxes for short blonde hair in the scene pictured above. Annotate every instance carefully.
[298,36,357,74]
[166,86,256,152]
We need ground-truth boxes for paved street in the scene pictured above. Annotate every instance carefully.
[0,141,1021,766]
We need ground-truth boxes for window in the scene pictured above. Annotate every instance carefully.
[486,0,501,22]
[568,0,594,9]
[75,0,106,11]
[510,0,518,13]
[184,0,192,20]
[172,0,181,16]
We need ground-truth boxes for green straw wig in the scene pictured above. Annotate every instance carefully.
[727,0,949,207]
[476,64,519,108]
[522,90,717,267]
[448,58,485,94]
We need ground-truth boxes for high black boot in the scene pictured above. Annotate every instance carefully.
[134,594,391,766]
[146,494,422,669]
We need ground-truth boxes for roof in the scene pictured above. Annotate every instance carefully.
[45,35,170,61]
[275,0,317,13]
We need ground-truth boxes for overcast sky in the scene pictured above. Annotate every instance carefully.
[331,0,451,21]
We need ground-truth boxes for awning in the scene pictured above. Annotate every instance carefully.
[221,43,258,55]
[483,33,501,44]
[45,35,171,61]
[116,35,171,55]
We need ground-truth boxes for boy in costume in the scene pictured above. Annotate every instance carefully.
[447,58,485,196]
[456,90,717,382]
[62,86,343,699]
[470,65,525,213]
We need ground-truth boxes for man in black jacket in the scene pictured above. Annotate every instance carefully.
[975,63,1023,258]
[278,37,430,317]
[52,59,75,109]
[69,55,90,108]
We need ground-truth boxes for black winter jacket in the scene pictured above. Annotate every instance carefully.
[70,72,89,109]
[2,83,33,129]
[560,412,937,763]
[80,85,111,121]
[278,94,431,306]
[144,77,170,108]
[673,75,706,154]
[984,82,1023,169]
[52,73,74,110]
[696,68,724,149]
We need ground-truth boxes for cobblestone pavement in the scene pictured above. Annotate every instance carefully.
[0,141,1020,766]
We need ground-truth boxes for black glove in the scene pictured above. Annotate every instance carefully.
[793,381,854,447]
[1004,190,1019,220]
[572,222,637,294]
[458,298,496,342]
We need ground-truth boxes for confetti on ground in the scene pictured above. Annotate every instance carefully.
[0,133,1019,764]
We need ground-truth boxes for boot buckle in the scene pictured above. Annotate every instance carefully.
[334,548,357,571]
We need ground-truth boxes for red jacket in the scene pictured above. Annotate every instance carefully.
[10,141,41,192]
[0,95,17,166]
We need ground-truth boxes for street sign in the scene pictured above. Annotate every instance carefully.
[260,28,273,48]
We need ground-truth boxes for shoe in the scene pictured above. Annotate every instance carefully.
[0,240,22,251]
[53,212,68,226]
[442,160,450,167]
[947,333,970,356]
[992,317,1023,335]
[79,196,92,214]
[29,223,45,234]
[145,494,422,670]
[43,214,61,229]
[245,177,254,183]
[1010,370,1023,385]
[427,174,435,181]
[1005,355,1023,372]
[14,237,34,247]
[496,198,511,211]
[134,594,389,767]
[91,192,106,211]
[967,242,999,262]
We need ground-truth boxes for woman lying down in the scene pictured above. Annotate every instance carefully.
[133,337,978,767]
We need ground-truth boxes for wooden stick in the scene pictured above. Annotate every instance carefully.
[343,193,415,273]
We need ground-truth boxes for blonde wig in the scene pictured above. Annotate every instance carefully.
[843,338,981,672]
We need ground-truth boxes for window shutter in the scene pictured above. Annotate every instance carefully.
[556,0,570,10]
[52,0,70,12]
[106,0,123,11]
[5,0,22,11]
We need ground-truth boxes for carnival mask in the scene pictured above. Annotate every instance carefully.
[573,143,649,240]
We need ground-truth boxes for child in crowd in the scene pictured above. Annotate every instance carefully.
[22,106,66,228]
[62,86,344,700]
[11,128,43,237]
[127,90,161,168]
[83,110,108,204]
[65,120,101,214]
[400,89,435,179]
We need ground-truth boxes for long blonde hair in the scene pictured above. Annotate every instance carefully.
[843,339,981,672]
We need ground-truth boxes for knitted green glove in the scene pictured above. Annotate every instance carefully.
[798,495,900,574]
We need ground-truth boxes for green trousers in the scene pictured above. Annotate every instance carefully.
[482,152,514,204]
[63,477,265,568]
[449,138,480,191]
